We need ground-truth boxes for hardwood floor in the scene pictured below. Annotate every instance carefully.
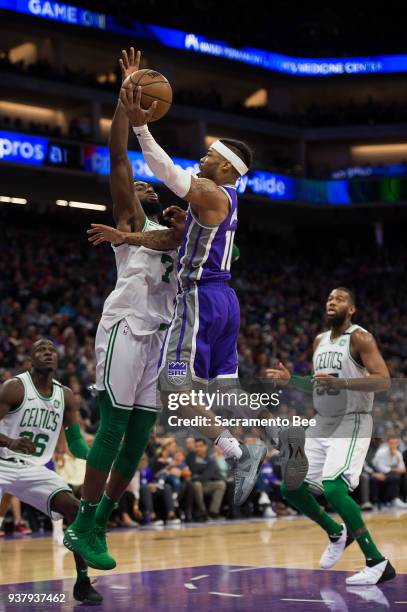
[1,511,406,585]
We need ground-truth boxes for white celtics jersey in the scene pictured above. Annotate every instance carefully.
[100,218,178,335]
[0,372,65,466]
[313,324,374,416]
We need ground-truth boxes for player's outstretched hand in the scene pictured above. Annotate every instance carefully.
[163,205,187,239]
[8,437,36,454]
[87,224,125,246]
[119,47,141,82]
[313,373,343,390]
[120,84,157,127]
[265,362,291,386]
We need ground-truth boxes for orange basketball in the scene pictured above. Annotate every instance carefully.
[123,69,172,122]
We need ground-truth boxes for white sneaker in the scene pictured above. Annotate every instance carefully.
[258,492,271,506]
[319,524,347,569]
[263,506,277,518]
[346,559,396,585]
[166,517,181,525]
[392,497,407,509]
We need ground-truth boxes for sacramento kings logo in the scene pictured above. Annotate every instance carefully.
[167,362,187,385]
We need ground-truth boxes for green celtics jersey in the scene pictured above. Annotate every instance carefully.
[0,372,65,465]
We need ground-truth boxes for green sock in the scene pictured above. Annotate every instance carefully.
[74,499,98,531]
[95,493,117,531]
[323,478,384,561]
[355,530,384,561]
[281,482,343,536]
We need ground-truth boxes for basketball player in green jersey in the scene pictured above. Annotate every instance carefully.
[267,288,396,585]
[0,339,102,604]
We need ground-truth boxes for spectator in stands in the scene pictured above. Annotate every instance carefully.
[186,438,226,520]
[256,453,288,517]
[138,455,180,526]
[0,494,32,536]
[372,433,407,508]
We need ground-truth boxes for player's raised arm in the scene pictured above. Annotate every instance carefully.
[109,48,146,231]
[0,380,36,453]
[62,387,90,460]
[120,84,250,221]
[87,205,186,250]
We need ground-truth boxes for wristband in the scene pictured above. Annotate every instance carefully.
[290,374,314,393]
[133,124,150,138]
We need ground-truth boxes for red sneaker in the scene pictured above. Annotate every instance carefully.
[14,523,32,535]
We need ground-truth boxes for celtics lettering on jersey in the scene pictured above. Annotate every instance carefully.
[313,324,374,416]
[0,372,65,465]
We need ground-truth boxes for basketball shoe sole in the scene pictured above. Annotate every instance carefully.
[278,425,308,490]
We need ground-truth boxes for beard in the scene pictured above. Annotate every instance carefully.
[141,198,161,216]
[326,310,347,328]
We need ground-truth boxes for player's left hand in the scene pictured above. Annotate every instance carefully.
[163,205,187,239]
[313,374,345,390]
[119,47,141,82]
[120,84,158,126]
[87,224,126,246]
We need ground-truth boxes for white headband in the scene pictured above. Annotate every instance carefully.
[210,140,249,176]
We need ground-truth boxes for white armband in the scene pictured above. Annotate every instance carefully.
[133,125,191,199]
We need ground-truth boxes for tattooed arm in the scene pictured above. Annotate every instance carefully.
[88,224,182,251]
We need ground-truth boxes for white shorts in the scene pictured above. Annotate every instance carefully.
[305,412,372,492]
[95,319,165,412]
[0,458,71,520]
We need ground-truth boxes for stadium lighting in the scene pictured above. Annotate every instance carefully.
[68,201,107,211]
[55,200,106,210]
[0,196,27,204]
[351,143,407,163]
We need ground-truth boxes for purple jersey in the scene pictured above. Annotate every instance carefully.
[177,184,238,288]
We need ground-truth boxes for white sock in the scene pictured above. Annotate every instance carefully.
[215,430,242,460]
[52,518,64,539]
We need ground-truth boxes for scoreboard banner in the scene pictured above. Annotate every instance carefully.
[1,129,406,205]
[2,0,407,76]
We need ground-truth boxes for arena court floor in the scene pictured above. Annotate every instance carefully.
[0,511,406,611]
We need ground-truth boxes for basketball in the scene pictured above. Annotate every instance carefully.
[123,69,172,122]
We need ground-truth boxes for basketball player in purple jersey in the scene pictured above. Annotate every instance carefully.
[119,80,307,503]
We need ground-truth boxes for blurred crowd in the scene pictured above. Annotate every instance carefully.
[0,220,406,534]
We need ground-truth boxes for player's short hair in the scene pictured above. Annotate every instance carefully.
[334,287,356,306]
[386,431,399,440]
[31,338,55,355]
[219,138,253,171]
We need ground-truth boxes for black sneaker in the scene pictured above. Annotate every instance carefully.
[73,577,103,605]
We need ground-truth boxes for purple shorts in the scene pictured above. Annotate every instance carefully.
[158,282,240,389]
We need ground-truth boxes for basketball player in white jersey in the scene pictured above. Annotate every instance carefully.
[0,339,102,604]
[267,287,396,585]
[64,48,178,570]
